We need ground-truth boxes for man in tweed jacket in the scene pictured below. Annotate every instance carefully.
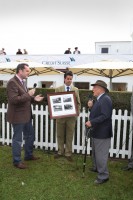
[54,71,81,161]
[7,63,44,169]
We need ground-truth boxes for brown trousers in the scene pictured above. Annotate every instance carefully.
[56,117,77,156]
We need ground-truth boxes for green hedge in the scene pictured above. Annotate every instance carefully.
[78,89,132,112]
[0,88,132,112]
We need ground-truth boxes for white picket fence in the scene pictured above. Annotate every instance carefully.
[0,103,132,159]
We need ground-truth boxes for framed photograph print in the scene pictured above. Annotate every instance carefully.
[47,91,78,119]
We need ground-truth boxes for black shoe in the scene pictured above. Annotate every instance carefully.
[122,166,133,171]
[94,178,109,184]
[89,168,97,172]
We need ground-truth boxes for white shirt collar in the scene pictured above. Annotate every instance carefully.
[16,74,23,83]
[97,93,105,100]
[65,84,71,91]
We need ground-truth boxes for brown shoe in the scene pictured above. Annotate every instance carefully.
[54,154,63,159]
[24,156,40,161]
[14,162,27,169]
[65,156,73,162]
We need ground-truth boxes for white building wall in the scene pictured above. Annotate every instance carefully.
[73,75,133,91]
[0,74,64,88]
[0,52,133,91]
[95,41,132,54]
[1,73,132,91]
[27,74,64,88]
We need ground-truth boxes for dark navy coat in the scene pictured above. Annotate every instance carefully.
[90,93,112,139]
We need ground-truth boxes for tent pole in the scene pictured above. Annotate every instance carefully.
[109,78,112,90]
[109,69,113,90]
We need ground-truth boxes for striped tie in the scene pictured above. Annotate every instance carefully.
[22,80,27,91]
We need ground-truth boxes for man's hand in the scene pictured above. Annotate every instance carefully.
[88,100,93,108]
[85,121,92,128]
[28,88,36,96]
[34,94,44,102]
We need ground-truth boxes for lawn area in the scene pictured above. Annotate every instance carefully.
[0,145,133,200]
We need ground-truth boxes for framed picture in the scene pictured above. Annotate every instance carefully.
[47,91,78,119]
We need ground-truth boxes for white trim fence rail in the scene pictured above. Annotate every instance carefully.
[0,104,132,159]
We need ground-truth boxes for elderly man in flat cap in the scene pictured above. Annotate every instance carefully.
[86,80,112,184]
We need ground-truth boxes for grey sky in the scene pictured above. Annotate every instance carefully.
[0,0,133,54]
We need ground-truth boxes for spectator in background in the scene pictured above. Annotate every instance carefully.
[16,49,23,55]
[64,48,71,54]
[73,47,81,54]
[0,48,6,55]
[23,49,28,54]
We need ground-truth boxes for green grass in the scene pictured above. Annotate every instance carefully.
[0,145,133,200]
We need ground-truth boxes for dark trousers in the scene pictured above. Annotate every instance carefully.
[128,151,133,168]
[12,120,35,164]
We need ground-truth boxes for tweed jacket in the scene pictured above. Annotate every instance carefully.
[7,76,34,124]
[55,84,81,115]
[89,93,112,139]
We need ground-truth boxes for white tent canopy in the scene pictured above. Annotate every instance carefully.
[0,60,63,76]
[69,61,133,89]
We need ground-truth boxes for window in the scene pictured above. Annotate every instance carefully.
[112,83,127,91]
[101,48,109,53]
[74,82,90,89]
[41,81,54,88]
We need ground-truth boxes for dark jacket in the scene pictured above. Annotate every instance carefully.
[7,76,34,124]
[64,50,71,54]
[90,93,112,139]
